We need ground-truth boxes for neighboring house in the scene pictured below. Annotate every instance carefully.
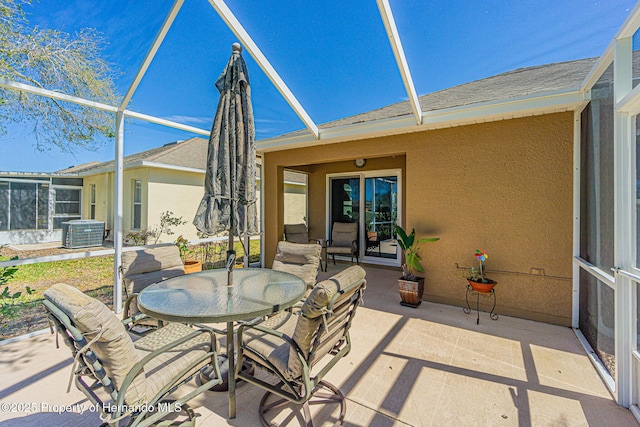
[0,137,307,245]
[258,57,609,327]
[0,172,84,245]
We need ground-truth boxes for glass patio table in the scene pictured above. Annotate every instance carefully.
[137,268,306,419]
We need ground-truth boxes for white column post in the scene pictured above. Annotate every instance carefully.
[113,111,125,314]
[613,35,633,407]
[572,110,582,329]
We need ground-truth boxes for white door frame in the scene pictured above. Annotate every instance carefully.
[326,169,402,267]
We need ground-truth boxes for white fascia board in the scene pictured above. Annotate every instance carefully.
[119,0,184,110]
[206,0,319,139]
[69,161,144,177]
[422,89,586,126]
[257,89,586,153]
[377,0,421,125]
[139,161,204,174]
[73,161,205,176]
[0,78,117,112]
[124,110,210,136]
[581,47,613,91]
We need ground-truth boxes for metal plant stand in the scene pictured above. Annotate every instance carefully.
[463,284,498,324]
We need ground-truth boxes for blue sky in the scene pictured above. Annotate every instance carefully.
[0,0,636,172]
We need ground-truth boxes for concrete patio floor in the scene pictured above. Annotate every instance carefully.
[0,264,637,426]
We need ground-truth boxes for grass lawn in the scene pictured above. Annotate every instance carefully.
[0,239,261,341]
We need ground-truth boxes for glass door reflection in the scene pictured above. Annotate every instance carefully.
[364,176,398,261]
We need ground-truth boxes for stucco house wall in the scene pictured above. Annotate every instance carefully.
[283,181,307,225]
[81,164,304,244]
[146,168,205,241]
[263,112,574,326]
[82,173,112,225]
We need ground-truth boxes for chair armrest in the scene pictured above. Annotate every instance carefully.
[121,311,151,328]
[123,293,138,320]
[116,326,219,408]
[122,293,158,333]
[237,321,305,363]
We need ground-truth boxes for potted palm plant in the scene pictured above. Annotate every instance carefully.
[465,249,496,293]
[396,225,439,307]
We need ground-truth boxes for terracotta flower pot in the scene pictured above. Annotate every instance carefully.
[467,278,496,293]
[184,260,202,274]
[398,277,425,308]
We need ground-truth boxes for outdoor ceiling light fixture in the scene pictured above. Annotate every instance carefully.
[354,158,366,168]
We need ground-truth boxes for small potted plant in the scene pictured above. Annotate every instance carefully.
[175,235,202,274]
[465,249,496,293]
[396,225,439,308]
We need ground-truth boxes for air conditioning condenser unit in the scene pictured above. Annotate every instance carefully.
[61,220,105,249]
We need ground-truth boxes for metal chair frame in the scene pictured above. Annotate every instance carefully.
[43,300,222,427]
[365,231,382,257]
[326,222,359,266]
[236,275,366,426]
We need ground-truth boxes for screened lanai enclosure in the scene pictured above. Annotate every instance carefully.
[4,0,640,423]
[0,175,83,244]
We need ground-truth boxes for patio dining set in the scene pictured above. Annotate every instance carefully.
[41,227,366,427]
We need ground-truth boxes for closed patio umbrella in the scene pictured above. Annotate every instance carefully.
[194,43,258,283]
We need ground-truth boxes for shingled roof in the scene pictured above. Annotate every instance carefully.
[264,57,599,141]
[57,137,209,174]
[56,137,307,184]
[58,57,601,173]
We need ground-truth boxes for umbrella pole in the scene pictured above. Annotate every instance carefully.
[227,233,235,287]
[227,169,235,287]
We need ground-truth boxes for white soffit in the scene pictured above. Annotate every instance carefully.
[207,0,319,139]
[256,89,586,153]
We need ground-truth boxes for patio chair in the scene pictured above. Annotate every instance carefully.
[284,223,316,244]
[365,230,381,256]
[236,265,367,427]
[120,245,185,331]
[326,222,359,265]
[42,283,222,427]
[272,240,322,294]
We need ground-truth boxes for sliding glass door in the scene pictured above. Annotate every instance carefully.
[328,170,401,266]
[330,177,360,225]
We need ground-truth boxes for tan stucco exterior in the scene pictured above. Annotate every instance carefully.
[262,112,574,326]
